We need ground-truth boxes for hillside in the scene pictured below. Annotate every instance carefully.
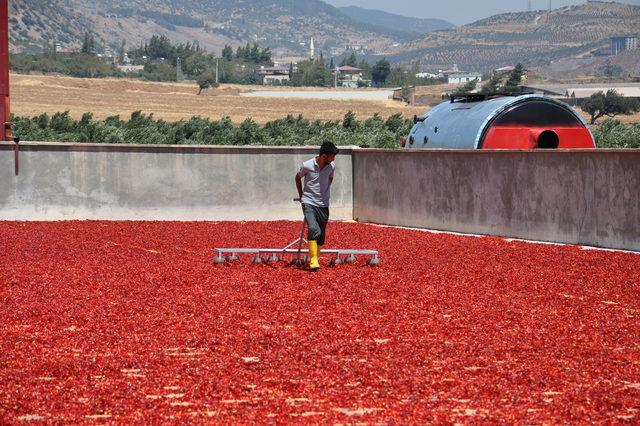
[338,6,454,37]
[9,0,406,57]
[387,1,640,74]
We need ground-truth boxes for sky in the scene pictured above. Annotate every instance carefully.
[324,0,640,25]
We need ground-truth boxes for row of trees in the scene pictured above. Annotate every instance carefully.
[287,54,442,89]
[11,34,274,86]
[11,110,638,148]
[12,31,443,90]
[12,111,413,149]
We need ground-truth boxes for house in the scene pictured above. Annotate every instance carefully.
[336,66,370,88]
[53,43,79,55]
[435,64,482,84]
[258,66,290,85]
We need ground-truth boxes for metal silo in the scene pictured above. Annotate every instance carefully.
[404,94,595,149]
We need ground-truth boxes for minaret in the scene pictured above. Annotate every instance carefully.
[310,38,315,59]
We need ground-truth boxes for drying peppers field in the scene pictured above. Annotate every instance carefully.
[1,220,639,423]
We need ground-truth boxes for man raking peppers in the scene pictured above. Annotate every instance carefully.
[213,141,379,268]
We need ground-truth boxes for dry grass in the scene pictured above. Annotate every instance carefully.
[10,75,638,126]
[10,74,425,125]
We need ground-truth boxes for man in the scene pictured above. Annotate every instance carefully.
[295,141,340,271]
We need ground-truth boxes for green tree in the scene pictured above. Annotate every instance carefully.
[146,35,174,60]
[386,66,409,88]
[340,52,357,67]
[290,60,332,87]
[358,59,371,80]
[503,63,525,93]
[480,73,503,94]
[581,90,640,124]
[142,61,176,82]
[184,50,213,77]
[81,32,95,54]
[452,78,479,95]
[222,45,233,61]
[342,111,359,131]
[117,40,126,64]
[196,70,219,95]
[371,58,391,87]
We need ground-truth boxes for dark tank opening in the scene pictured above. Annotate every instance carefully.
[538,130,559,149]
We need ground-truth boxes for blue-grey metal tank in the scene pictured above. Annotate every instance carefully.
[405,94,593,149]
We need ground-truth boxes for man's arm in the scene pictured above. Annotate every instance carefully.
[295,173,303,200]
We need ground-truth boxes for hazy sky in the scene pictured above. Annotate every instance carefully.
[324,0,640,25]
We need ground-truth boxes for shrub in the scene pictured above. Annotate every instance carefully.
[593,119,640,148]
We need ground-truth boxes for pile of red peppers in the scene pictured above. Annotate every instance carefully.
[1,221,639,423]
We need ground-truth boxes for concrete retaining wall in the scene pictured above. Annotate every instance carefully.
[353,150,640,252]
[2,143,639,252]
[0,143,354,221]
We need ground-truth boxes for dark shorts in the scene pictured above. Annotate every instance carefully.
[302,203,329,246]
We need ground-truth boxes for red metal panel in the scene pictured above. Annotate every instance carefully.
[0,0,8,141]
[482,126,595,149]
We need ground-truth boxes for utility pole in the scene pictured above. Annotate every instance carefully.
[176,57,183,82]
[215,58,219,84]
[0,0,10,143]
[334,66,338,89]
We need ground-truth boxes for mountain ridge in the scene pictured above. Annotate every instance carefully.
[338,6,455,37]
[9,0,407,57]
[8,0,640,78]
[384,1,640,73]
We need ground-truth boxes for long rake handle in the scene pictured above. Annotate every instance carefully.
[294,198,306,265]
[295,219,307,263]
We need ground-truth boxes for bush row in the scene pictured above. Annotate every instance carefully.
[11,112,638,149]
[12,111,414,149]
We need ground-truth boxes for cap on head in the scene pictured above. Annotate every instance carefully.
[320,141,339,156]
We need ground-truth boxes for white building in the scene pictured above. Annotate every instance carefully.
[416,72,439,79]
[611,36,639,55]
[447,73,482,84]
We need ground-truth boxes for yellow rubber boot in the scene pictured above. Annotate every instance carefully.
[308,240,320,271]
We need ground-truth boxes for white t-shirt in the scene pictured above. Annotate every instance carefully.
[298,157,335,207]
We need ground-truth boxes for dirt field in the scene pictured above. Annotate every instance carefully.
[10,74,425,124]
[10,74,638,126]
